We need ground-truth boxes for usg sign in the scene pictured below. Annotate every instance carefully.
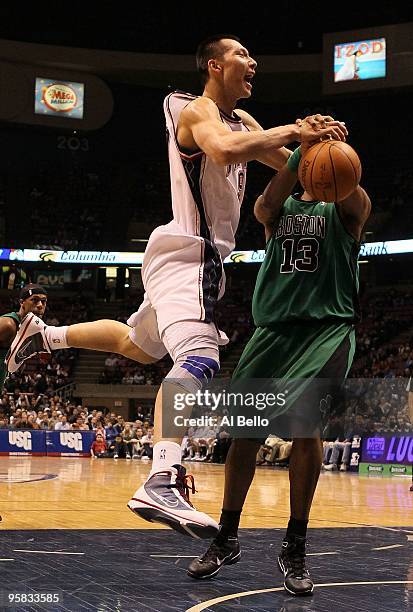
[60,432,83,451]
[8,431,32,451]
[43,83,77,113]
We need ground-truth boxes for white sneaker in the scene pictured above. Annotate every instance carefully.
[127,464,219,539]
[126,454,131,460]
[324,464,338,471]
[339,464,348,472]
[113,454,119,460]
[7,313,51,373]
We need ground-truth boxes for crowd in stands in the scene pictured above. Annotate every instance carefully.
[15,162,110,250]
[99,352,171,386]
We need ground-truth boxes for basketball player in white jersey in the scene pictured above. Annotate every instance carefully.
[7,35,347,538]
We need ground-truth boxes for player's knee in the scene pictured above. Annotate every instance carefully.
[176,352,220,381]
[165,350,220,392]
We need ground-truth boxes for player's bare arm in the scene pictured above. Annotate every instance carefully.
[234,109,291,170]
[178,98,347,166]
[0,317,17,348]
[336,186,371,241]
[254,162,299,241]
[237,109,348,170]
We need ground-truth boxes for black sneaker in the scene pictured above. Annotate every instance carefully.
[187,536,241,579]
[278,535,314,596]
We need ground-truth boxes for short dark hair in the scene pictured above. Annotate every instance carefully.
[196,34,241,86]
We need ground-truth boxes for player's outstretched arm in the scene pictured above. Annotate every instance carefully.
[254,152,300,240]
[178,99,347,166]
[336,186,372,241]
[236,111,347,171]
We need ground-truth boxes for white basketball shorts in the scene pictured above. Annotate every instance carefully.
[127,223,228,361]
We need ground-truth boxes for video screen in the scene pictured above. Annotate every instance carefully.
[34,78,85,119]
[334,37,386,82]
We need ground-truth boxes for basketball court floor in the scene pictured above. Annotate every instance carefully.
[1,456,412,611]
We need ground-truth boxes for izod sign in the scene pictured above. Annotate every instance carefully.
[42,83,77,113]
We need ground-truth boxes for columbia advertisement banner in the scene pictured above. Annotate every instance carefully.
[0,430,95,456]
[0,430,46,455]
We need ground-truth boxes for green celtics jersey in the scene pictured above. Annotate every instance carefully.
[252,195,360,326]
[1,312,20,326]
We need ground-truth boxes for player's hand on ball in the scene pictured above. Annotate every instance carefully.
[297,114,347,143]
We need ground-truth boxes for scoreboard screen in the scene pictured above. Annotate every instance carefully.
[35,78,85,119]
[334,37,386,82]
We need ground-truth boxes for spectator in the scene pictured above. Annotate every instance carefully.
[141,428,154,460]
[256,435,292,466]
[113,434,131,460]
[90,433,107,458]
[54,415,70,431]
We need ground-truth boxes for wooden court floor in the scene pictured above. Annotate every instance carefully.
[0,456,412,530]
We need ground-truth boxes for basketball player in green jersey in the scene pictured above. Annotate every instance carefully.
[0,284,47,391]
[188,144,371,595]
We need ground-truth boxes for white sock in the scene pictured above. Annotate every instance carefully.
[44,325,70,350]
[151,441,181,473]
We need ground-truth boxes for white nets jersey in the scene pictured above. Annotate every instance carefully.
[164,91,248,260]
[133,91,249,338]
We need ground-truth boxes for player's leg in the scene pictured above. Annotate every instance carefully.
[7,315,156,372]
[288,437,323,524]
[128,320,221,539]
[278,330,355,597]
[277,437,322,597]
[186,438,258,578]
[66,320,156,363]
[188,327,270,578]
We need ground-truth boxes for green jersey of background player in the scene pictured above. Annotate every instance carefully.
[0,284,47,391]
[188,139,371,596]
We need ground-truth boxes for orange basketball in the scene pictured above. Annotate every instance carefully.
[298,141,362,202]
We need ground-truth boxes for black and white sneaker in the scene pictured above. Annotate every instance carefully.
[128,464,219,539]
[187,536,241,579]
[278,535,314,596]
[6,313,50,373]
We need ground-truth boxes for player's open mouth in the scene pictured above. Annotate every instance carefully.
[244,74,254,89]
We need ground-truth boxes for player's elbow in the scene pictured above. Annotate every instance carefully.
[254,195,271,225]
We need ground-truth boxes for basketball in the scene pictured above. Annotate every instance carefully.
[298,141,362,202]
